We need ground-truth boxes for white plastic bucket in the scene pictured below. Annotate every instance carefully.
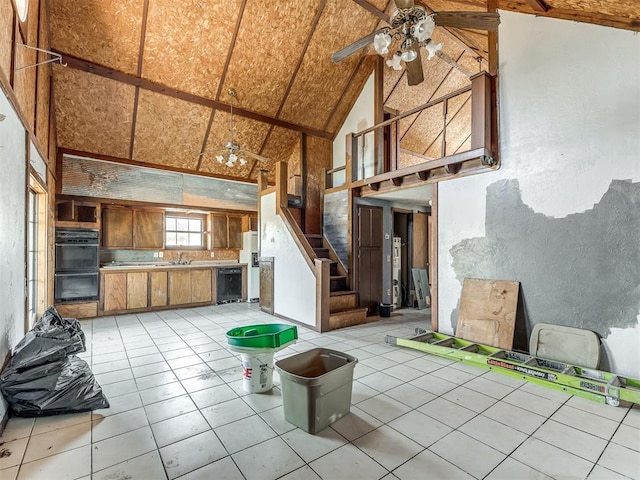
[240,352,275,393]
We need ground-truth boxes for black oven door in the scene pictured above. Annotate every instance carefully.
[54,272,99,303]
[55,244,99,272]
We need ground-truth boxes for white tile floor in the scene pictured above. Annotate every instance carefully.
[1,303,639,480]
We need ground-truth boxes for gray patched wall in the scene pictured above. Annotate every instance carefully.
[324,190,349,268]
[450,179,640,339]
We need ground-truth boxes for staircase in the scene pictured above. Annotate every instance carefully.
[305,234,368,330]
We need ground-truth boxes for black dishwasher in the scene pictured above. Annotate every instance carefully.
[217,268,243,304]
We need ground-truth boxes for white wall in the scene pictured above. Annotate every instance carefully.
[0,90,27,419]
[332,73,376,185]
[260,192,316,327]
[438,12,640,377]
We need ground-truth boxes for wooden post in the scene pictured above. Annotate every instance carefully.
[257,169,269,192]
[471,72,492,151]
[315,258,331,332]
[275,161,288,211]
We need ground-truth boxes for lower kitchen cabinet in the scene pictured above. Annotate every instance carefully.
[191,269,212,303]
[127,272,148,309]
[103,272,127,312]
[150,271,168,307]
[169,270,191,305]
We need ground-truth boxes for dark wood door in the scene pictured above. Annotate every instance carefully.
[357,205,383,315]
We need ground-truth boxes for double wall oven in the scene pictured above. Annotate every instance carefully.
[54,228,100,303]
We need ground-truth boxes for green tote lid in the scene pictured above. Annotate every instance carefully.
[226,324,298,349]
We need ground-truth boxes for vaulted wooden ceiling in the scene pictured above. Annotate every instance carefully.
[49,0,640,184]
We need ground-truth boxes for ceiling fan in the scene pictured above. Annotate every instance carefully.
[332,0,500,86]
[200,89,269,168]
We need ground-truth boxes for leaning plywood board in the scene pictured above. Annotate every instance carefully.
[457,278,520,350]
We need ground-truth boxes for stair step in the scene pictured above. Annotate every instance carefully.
[330,275,347,292]
[305,234,323,249]
[329,262,339,276]
[313,248,330,258]
[330,291,358,313]
[329,308,369,330]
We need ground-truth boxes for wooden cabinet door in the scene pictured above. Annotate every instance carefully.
[212,214,228,248]
[169,270,191,305]
[134,210,164,249]
[127,272,148,309]
[102,208,133,247]
[149,271,168,307]
[228,216,242,248]
[103,272,127,312]
[191,269,212,303]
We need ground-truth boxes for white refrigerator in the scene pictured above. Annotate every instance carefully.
[239,231,259,302]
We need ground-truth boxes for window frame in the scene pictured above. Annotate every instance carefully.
[164,212,208,250]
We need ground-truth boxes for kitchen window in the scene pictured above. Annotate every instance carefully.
[165,214,205,248]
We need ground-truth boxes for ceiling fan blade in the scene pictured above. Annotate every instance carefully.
[432,12,500,31]
[406,44,424,86]
[351,0,390,23]
[332,28,388,63]
[393,0,415,9]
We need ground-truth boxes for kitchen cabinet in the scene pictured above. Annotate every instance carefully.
[56,198,100,228]
[191,269,212,303]
[169,270,191,305]
[102,208,133,247]
[149,271,168,307]
[103,272,127,312]
[212,214,243,249]
[134,210,164,248]
[127,272,148,309]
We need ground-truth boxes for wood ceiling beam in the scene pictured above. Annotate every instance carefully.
[56,52,333,140]
[128,0,150,160]
[58,148,258,185]
[525,0,549,13]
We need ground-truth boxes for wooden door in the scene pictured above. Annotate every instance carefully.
[133,210,164,248]
[102,208,133,247]
[149,271,168,307]
[357,205,383,315]
[191,269,212,303]
[127,272,148,309]
[169,270,191,305]
[103,272,127,312]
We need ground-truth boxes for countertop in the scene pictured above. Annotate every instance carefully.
[100,261,246,271]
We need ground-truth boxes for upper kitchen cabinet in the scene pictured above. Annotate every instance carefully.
[56,197,100,229]
[102,206,164,249]
[212,214,243,249]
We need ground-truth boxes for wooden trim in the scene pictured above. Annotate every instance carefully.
[275,161,288,211]
[56,53,333,140]
[374,56,384,175]
[488,0,499,76]
[526,0,549,13]
[471,72,492,150]
[315,258,331,332]
[215,0,246,100]
[58,148,258,184]
[430,183,438,332]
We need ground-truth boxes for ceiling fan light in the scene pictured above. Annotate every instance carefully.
[386,52,403,70]
[229,153,237,162]
[216,155,224,164]
[225,160,234,167]
[373,32,392,55]
[400,48,417,63]
[425,40,443,60]
[239,158,247,166]
[412,16,435,42]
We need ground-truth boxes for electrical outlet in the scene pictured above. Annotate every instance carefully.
[210,251,215,257]
[387,255,391,262]
[387,289,391,296]
[153,252,159,258]
[158,251,164,258]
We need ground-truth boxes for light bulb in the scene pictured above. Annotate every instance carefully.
[412,16,435,42]
[239,158,247,166]
[386,52,403,70]
[400,48,417,62]
[373,32,392,55]
[229,153,237,162]
[225,160,233,167]
[425,40,443,60]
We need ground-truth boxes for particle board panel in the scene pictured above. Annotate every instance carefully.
[305,135,332,234]
[258,126,301,177]
[279,0,386,130]
[49,0,143,75]
[126,272,148,309]
[35,2,51,150]
[141,0,241,98]
[442,99,472,156]
[149,271,168,307]
[133,89,211,170]
[13,41,37,131]
[220,0,323,117]
[53,66,135,158]
[325,55,377,134]
[456,278,520,350]
[199,110,270,178]
[0,0,12,79]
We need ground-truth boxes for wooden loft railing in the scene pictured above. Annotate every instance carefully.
[325,71,498,191]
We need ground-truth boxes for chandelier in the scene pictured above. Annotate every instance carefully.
[199,88,271,168]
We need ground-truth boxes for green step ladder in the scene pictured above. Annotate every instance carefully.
[385,329,640,407]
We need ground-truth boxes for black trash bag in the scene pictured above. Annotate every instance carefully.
[0,307,109,416]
